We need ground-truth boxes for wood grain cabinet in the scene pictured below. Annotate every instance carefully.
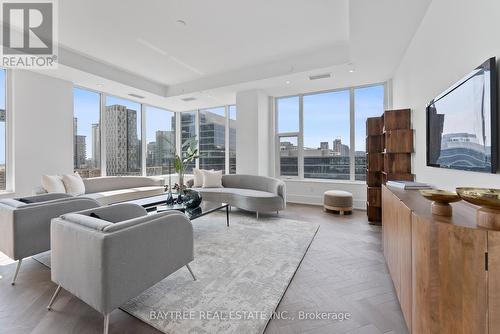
[382,185,500,334]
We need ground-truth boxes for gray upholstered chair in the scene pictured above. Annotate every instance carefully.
[47,203,195,334]
[0,193,100,284]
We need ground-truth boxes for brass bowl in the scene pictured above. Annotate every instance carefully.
[419,189,461,203]
[456,187,500,209]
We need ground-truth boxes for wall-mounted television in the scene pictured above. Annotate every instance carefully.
[426,57,498,173]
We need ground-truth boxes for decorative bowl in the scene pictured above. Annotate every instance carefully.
[419,189,461,217]
[419,189,461,203]
[456,188,500,230]
[456,187,500,209]
[183,189,202,209]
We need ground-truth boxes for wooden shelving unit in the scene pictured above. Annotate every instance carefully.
[366,109,413,224]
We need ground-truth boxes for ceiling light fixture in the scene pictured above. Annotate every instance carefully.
[181,97,197,102]
[285,80,291,84]
[349,68,355,73]
[309,73,331,81]
[128,93,145,99]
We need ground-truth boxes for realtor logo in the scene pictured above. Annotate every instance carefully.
[1,0,58,68]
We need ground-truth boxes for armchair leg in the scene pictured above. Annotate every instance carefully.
[256,212,259,220]
[103,314,110,334]
[11,259,23,285]
[47,285,62,310]
[186,264,196,281]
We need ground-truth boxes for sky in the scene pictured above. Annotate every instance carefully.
[277,84,384,151]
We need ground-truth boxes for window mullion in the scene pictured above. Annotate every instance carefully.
[140,104,146,176]
[225,105,229,174]
[298,95,304,179]
[350,88,355,181]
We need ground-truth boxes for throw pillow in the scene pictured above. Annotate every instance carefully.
[202,170,223,188]
[61,173,86,196]
[193,168,204,187]
[41,175,66,193]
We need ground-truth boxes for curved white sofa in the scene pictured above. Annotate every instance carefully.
[187,174,286,215]
[36,176,165,205]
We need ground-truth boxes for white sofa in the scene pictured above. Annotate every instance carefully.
[36,176,165,205]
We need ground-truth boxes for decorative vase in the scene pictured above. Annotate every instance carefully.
[184,189,202,209]
[165,188,175,205]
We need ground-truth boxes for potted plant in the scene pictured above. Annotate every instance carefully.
[173,138,199,201]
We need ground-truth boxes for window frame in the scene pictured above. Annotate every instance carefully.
[73,86,237,178]
[0,68,11,193]
[275,82,388,183]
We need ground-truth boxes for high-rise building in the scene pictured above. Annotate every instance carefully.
[320,142,329,150]
[199,111,226,171]
[332,138,349,156]
[155,130,175,166]
[91,123,100,168]
[73,118,87,168]
[104,104,140,175]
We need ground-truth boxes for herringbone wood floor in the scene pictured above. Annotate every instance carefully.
[0,204,408,334]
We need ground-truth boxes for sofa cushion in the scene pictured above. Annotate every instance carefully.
[82,186,164,205]
[202,170,223,188]
[193,187,283,212]
[82,176,164,194]
[62,173,86,196]
[41,175,66,193]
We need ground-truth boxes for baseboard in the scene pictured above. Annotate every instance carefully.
[286,194,366,210]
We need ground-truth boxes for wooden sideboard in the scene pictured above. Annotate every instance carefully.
[382,185,500,334]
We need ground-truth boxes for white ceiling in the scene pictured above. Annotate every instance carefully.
[42,0,432,111]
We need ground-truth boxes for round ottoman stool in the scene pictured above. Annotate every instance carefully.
[323,190,353,215]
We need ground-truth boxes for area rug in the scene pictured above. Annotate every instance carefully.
[121,211,318,334]
[32,211,319,334]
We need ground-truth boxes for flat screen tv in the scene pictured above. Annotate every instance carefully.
[426,57,498,173]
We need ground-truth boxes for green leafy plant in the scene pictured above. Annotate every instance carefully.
[168,137,199,192]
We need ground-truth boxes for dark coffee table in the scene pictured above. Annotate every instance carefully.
[125,194,230,227]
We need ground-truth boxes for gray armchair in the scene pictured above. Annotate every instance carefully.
[47,203,195,334]
[0,193,100,284]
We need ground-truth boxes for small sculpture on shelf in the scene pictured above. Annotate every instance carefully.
[419,189,461,217]
[457,187,500,230]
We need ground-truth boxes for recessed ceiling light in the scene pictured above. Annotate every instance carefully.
[176,19,187,26]
[285,80,291,84]
[309,73,331,81]
[128,93,145,99]
[181,97,197,102]
[349,69,355,73]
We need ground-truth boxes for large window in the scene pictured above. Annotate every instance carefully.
[303,90,350,180]
[276,83,385,181]
[73,91,237,178]
[181,111,196,173]
[228,105,237,174]
[73,88,101,177]
[199,107,226,171]
[145,106,175,176]
[104,96,142,176]
[354,85,385,180]
[0,69,6,190]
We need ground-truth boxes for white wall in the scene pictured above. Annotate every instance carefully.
[235,89,272,176]
[392,0,500,190]
[7,70,73,196]
[286,180,366,209]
